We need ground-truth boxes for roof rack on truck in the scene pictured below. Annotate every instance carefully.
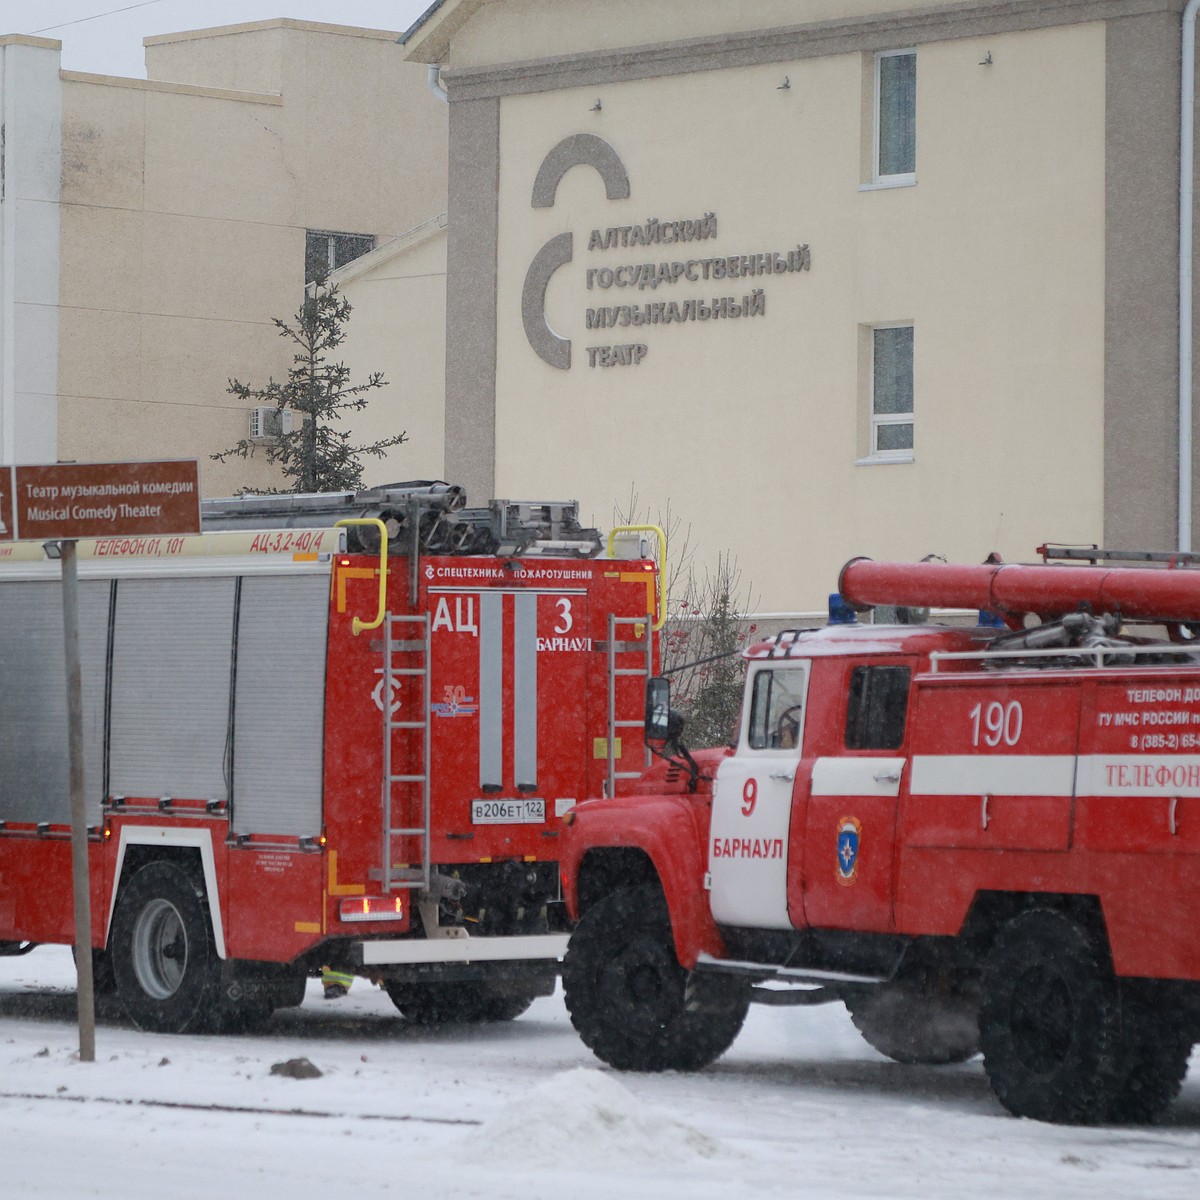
[201,481,602,556]
[1037,543,1200,567]
[201,481,605,604]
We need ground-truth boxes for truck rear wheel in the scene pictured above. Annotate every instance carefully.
[110,861,222,1034]
[213,988,274,1034]
[1104,991,1193,1124]
[846,979,980,1065]
[979,909,1123,1123]
[384,981,534,1024]
[562,884,748,1072]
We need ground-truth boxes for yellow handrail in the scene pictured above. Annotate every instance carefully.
[607,524,667,631]
[334,518,388,635]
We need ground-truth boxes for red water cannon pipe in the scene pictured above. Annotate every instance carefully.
[838,557,1200,623]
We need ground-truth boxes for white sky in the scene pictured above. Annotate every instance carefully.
[1,1,436,77]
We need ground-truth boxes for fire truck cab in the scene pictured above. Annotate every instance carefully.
[0,484,660,1034]
[561,551,1200,1124]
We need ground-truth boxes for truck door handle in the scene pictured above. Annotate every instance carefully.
[981,794,991,830]
[873,771,900,784]
[769,770,794,782]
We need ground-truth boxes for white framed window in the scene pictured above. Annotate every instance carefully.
[869,324,914,460]
[745,665,810,753]
[872,49,916,185]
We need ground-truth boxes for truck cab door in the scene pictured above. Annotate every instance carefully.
[708,660,810,930]
[801,662,911,933]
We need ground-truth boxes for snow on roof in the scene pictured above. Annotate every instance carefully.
[328,213,448,287]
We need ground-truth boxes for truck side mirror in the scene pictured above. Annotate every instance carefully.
[645,677,672,743]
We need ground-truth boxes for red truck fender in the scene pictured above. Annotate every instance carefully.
[561,794,726,969]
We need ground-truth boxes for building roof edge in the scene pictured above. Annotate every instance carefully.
[329,213,449,286]
[143,18,401,50]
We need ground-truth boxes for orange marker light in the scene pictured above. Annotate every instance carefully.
[339,896,405,923]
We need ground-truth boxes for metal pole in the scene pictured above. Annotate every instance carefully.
[1180,0,1200,551]
[61,539,96,1062]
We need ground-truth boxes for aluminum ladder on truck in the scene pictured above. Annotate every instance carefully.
[380,613,432,892]
[605,612,655,799]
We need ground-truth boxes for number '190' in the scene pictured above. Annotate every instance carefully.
[968,700,1023,747]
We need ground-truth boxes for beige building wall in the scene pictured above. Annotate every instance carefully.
[54,20,446,496]
[0,36,62,467]
[334,216,449,486]
[410,1,1112,612]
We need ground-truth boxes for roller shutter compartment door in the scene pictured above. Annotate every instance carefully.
[109,577,235,803]
[232,575,328,836]
[0,579,110,824]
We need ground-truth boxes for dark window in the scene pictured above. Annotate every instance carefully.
[876,50,916,178]
[872,325,914,455]
[305,231,375,282]
[845,665,911,750]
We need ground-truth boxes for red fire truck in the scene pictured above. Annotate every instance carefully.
[560,549,1200,1124]
[0,484,660,1033]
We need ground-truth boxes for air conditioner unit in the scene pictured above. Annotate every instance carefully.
[248,406,295,441]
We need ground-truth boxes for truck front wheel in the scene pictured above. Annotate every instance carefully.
[979,909,1123,1123]
[110,861,223,1034]
[563,884,748,1072]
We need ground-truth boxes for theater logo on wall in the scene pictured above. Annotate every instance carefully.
[521,133,811,371]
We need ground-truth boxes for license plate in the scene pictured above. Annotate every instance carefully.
[471,798,545,825]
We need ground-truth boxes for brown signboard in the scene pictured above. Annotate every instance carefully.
[0,460,200,542]
[0,468,12,541]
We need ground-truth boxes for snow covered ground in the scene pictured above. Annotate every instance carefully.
[3,946,1200,1199]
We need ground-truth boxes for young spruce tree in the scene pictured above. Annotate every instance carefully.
[666,552,757,749]
[214,270,405,492]
[616,490,757,749]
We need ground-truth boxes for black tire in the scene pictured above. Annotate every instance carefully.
[562,884,749,1072]
[384,981,534,1024]
[72,945,118,997]
[268,972,309,1010]
[471,991,535,1022]
[979,909,1123,1124]
[211,984,274,1034]
[1105,990,1194,1124]
[110,861,222,1034]
[846,979,980,1065]
[92,948,118,997]
[212,1000,272,1034]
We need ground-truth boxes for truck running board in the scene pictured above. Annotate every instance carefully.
[694,951,889,1000]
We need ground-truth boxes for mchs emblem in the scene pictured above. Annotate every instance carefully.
[836,816,862,886]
